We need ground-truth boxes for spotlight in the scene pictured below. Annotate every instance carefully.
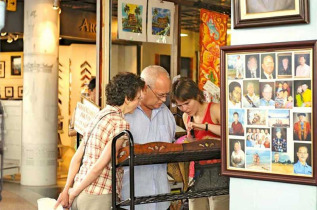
[53,0,60,10]
[7,36,13,43]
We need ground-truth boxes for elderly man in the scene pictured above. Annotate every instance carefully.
[294,113,311,141]
[260,84,275,106]
[246,55,259,78]
[122,65,176,210]
[242,82,260,108]
[261,55,275,79]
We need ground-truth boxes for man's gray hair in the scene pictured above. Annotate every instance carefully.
[141,65,170,88]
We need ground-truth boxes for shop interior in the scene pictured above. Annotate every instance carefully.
[1,0,317,209]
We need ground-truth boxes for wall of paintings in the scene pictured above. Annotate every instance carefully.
[225,47,313,177]
[0,52,23,99]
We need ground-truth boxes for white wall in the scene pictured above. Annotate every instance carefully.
[230,0,317,209]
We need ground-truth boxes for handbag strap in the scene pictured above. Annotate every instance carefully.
[80,111,116,166]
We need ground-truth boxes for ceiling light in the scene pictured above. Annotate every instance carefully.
[53,0,60,10]
[1,32,6,36]
[180,33,188,37]
[7,36,13,43]
[13,34,18,41]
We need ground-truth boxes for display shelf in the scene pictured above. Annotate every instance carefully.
[118,188,229,206]
[112,131,228,209]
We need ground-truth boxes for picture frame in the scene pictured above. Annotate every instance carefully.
[11,56,22,76]
[18,86,23,98]
[0,61,5,78]
[5,86,14,98]
[221,40,317,185]
[233,0,309,29]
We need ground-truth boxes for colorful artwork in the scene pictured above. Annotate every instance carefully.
[199,9,228,90]
[118,0,147,42]
[122,3,143,33]
[147,0,174,44]
[151,8,171,36]
[221,41,316,184]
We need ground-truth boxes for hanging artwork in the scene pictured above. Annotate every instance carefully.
[198,10,228,92]
[118,0,147,42]
[147,0,174,44]
[221,40,317,185]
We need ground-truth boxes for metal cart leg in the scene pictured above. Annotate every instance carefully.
[111,130,135,210]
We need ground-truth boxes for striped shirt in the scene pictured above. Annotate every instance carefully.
[74,105,129,196]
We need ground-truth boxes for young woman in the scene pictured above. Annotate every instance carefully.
[171,77,229,210]
[55,72,145,210]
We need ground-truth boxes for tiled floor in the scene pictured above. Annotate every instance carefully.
[0,176,64,210]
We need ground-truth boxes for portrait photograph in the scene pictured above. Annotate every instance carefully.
[229,139,246,168]
[272,127,287,152]
[294,80,311,107]
[261,53,276,79]
[277,53,292,79]
[227,54,245,80]
[233,0,309,29]
[271,152,293,174]
[268,109,290,127]
[293,143,312,176]
[18,86,23,98]
[0,61,5,78]
[221,40,316,185]
[247,109,267,126]
[293,112,311,141]
[294,52,311,78]
[245,54,260,78]
[228,80,242,108]
[246,127,271,149]
[242,80,260,108]
[229,109,245,136]
[274,81,293,109]
[259,81,275,107]
[245,149,271,171]
[11,56,22,76]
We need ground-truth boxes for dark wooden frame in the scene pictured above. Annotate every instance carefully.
[220,40,317,185]
[0,61,5,78]
[18,86,23,98]
[233,0,309,29]
[11,56,22,76]
[5,86,14,98]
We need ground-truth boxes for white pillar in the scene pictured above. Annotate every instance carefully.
[21,0,59,186]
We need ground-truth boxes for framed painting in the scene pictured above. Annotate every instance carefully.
[11,56,22,76]
[233,0,309,28]
[18,86,23,98]
[5,86,14,98]
[117,0,147,42]
[221,40,317,185]
[0,61,5,78]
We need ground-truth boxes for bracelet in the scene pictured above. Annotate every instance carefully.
[205,123,208,131]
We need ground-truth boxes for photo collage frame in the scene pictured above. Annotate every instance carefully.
[221,40,317,185]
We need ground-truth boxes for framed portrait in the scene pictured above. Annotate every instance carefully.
[0,61,5,78]
[233,0,309,28]
[18,86,23,98]
[11,56,22,76]
[221,40,317,185]
[5,86,14,98]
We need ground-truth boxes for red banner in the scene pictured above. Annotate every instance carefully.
[199,9,228,89]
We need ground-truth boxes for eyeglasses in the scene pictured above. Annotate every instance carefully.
[147,85,169,100]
